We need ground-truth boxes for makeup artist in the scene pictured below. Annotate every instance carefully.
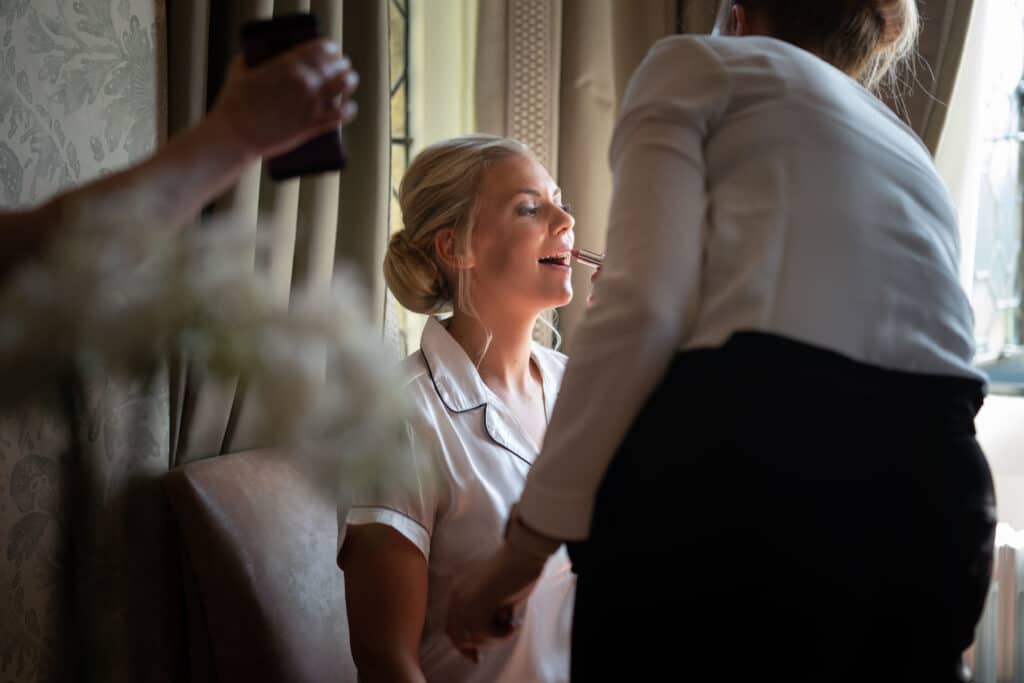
[445,1,997,681]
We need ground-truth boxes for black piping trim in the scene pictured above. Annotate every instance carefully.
[419,349,533,469]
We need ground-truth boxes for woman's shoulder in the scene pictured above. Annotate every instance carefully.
[532,342,569,385]
[640,34,727,73]
[396,350,440,407]
[643,34,824,76]
[394,348,428,385]
[536,343,568,368]
[644,34,768,62]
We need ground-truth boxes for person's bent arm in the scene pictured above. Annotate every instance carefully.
[340,524,428,683]
[0,38,358,279]
[444,37,732,653]
[518,37,731,541]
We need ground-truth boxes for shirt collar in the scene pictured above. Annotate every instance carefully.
[418,316,564,420]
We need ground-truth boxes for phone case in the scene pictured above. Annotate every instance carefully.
[240,13,347,180]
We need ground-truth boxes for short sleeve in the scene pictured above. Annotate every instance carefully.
[338,413,444,561]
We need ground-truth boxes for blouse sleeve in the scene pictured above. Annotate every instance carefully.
[339,413,444,561]
[518,37,732,540]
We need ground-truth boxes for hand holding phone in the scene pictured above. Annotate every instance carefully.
[239,13,348,180]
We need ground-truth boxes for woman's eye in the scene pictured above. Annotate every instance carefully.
[518,205,540,217]
[560,203,573,216]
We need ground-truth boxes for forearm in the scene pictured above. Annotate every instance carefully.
[519,118,708,541]
[0,200,63,279]
[0,40,356,281]
[342,525,429,683]
[0,110,253,282]
[59,109,254,230]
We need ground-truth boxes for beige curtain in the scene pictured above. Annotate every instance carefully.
[475,0,565,345]
[555,0,683,350]
[475,0,706,350]
[900,0,976,155]
[167,0,391,463]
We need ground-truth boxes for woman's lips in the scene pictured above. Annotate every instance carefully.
[538,251,572,269]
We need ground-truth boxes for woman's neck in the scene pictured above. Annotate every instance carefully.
[446,309,538,393]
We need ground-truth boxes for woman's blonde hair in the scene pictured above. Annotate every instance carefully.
[716,0,920,93]
[384,134,533,319]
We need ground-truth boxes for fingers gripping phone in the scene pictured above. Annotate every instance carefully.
[240,13,347,181]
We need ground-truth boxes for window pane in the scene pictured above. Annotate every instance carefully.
[972,0,1024,370]
[387,0,479,355]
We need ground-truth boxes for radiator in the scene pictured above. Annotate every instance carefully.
[964,524,1024,683]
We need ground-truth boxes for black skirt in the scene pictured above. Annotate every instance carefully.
[566,332,996,683]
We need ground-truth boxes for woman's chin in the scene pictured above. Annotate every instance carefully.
[546,288,573,309]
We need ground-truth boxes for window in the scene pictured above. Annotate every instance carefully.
[966,0,1024,394]
[386,0,478,356]
[387,0,416,355]
[936,0,1024,532]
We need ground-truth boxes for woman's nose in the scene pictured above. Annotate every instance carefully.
[553,205,574,235]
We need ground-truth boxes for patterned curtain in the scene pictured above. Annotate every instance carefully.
[0,3,169,682]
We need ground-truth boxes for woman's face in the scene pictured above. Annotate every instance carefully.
[465,154,575,317]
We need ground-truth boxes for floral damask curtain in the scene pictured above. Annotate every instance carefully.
[0,3,168,682]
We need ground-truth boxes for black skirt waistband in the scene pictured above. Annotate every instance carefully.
[671,331,985,430]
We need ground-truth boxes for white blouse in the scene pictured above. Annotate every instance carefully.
[340,317,575,683]
[519,35,986,542]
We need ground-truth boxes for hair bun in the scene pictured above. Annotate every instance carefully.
[383,230,450,315]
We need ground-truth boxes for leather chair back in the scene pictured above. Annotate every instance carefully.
[165,449,356,682]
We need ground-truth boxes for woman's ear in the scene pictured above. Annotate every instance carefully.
[434,228,472,271]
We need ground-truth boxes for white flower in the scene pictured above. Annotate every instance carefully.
[0,210,415,503]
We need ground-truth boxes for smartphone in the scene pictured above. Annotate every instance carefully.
[240,13,347,181]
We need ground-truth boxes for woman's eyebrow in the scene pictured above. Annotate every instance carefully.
[508,188,542,200]
[508,188,562,200]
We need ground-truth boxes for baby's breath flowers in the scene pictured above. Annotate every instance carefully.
[0,205,414,502]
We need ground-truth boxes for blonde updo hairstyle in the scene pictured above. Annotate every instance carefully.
[716,0,920,93]
[384,134,534,319]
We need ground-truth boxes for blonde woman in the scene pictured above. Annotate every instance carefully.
[449,1,996,681]
[338,135,578,683]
